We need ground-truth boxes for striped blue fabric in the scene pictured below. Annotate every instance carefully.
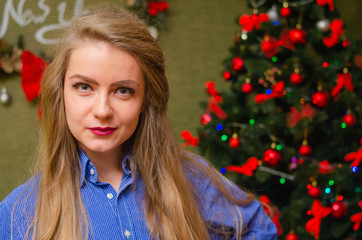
[0,149,277,239]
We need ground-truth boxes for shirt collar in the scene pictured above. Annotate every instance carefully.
[78,148,132,187]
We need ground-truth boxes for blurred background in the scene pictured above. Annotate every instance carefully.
[0,0,361,201]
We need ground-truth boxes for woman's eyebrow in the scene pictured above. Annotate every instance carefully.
[69,74,141,87]
[69,74,99,85]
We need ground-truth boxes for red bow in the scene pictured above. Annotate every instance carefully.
[323,19,344,47]
[316,0,335,11]
[286,103,317,128]
[239,13,269,32]
[261,30,295,58]
[148,1,169,16]
[345,147,362,167]
[305,200,331,239]
[331,73,353,97]
[205,81,227,119]
[226,157,259,176]
[351,200,362,231]
[205,81,222,102]
[259,195,283,235]
[21,50,47,102]
[180,130,199,147]
[255,81,285,104]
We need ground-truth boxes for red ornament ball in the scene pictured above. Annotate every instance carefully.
[223,71,231,80]
[229,136,241,149]
[331,201,347,218]
[312,91,330,108]
[343,113,356,127]
[262,149,282,166]
[299,145,312,156]
[242,83,253,93]
[308,186,321,198]
[232,57,244,71]
[261,39,274,52]
[289,29,307,44]
[285,232,299,240]
[200,113,212,125]
[280,7,291,17]
[290,72,303,85]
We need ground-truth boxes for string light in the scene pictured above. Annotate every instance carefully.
[352,166,358,172]
[273,20,279,26]
[337,195,343,201]
[329,180,335,186]
[266,89,272,95]
[323,62,328,68]
[280,178,286,184]
[216,124,223,131]
[355,187,361,193]
[276,144,282,150]
[249,119,255,125]
[220,168,226,174]
[221,135,228,141]
[272,56,278,62]
[341,122,347,129]
[307,210,312,215]
[325,187,331,194]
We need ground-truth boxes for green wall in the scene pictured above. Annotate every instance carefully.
[0,0,361,200]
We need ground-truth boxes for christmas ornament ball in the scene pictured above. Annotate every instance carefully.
[312,91,329,108]
[290,72,303,84]
[280,7,291,17]
[242,83,253,93]
[232,57,244,71]
[316,19,330,32]
[331,201,347,218]
[343,113,356,127]
[0,88,12,105]
[200,113,212,125]
[229,136,241,149]
[308,186,321,198]
[289,29,306,44]
[285,232,299,240]
[261,39,274,52]
[299,145,312,156]
[267,6,278,21]
[262,149,282,166]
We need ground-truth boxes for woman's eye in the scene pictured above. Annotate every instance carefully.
[117,87,134,95]
[73,83,91,91]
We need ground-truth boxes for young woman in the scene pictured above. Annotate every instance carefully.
[0,7,277,240]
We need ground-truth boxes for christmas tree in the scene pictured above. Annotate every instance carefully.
[183,0,362,239]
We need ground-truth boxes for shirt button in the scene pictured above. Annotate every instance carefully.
[124,230,131,238]
[90,168,95,175]
[107,193,113,199]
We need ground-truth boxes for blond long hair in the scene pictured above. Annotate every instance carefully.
[27,7,254,240]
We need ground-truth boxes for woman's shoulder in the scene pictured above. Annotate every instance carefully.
[0,176,39,238]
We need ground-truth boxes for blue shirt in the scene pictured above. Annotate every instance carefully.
[0,150,277,239]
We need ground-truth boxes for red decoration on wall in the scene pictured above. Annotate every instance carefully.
[21,50,48,102]
[305,200,331,239]
[323,19,344,48]
[255,81,285,104]
[148,1,169,16]
[226,157,259,176]
[239,13,269,32]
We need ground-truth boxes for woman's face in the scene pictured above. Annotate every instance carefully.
[63,40,145,157]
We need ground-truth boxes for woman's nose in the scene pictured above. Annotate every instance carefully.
[93,93,113,119]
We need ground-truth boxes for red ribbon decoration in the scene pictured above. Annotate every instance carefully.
[226,157,259,176]
[239,13,269,32]
[345,147,362,167]
[259,195,283,235]
[255,81,285,104]
[330,73,353,97]
[316,0,335,11]
[205,81,227,120]
[323,19,344,48]
[180,130,199,147]
[305,200,331,239]
[286,103,317,128]
[350,200,362,231]
[21,50,47,102]
[261,30,295,58]
[148,1,169,16]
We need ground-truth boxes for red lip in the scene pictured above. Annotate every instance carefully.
[89,127,116,136]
